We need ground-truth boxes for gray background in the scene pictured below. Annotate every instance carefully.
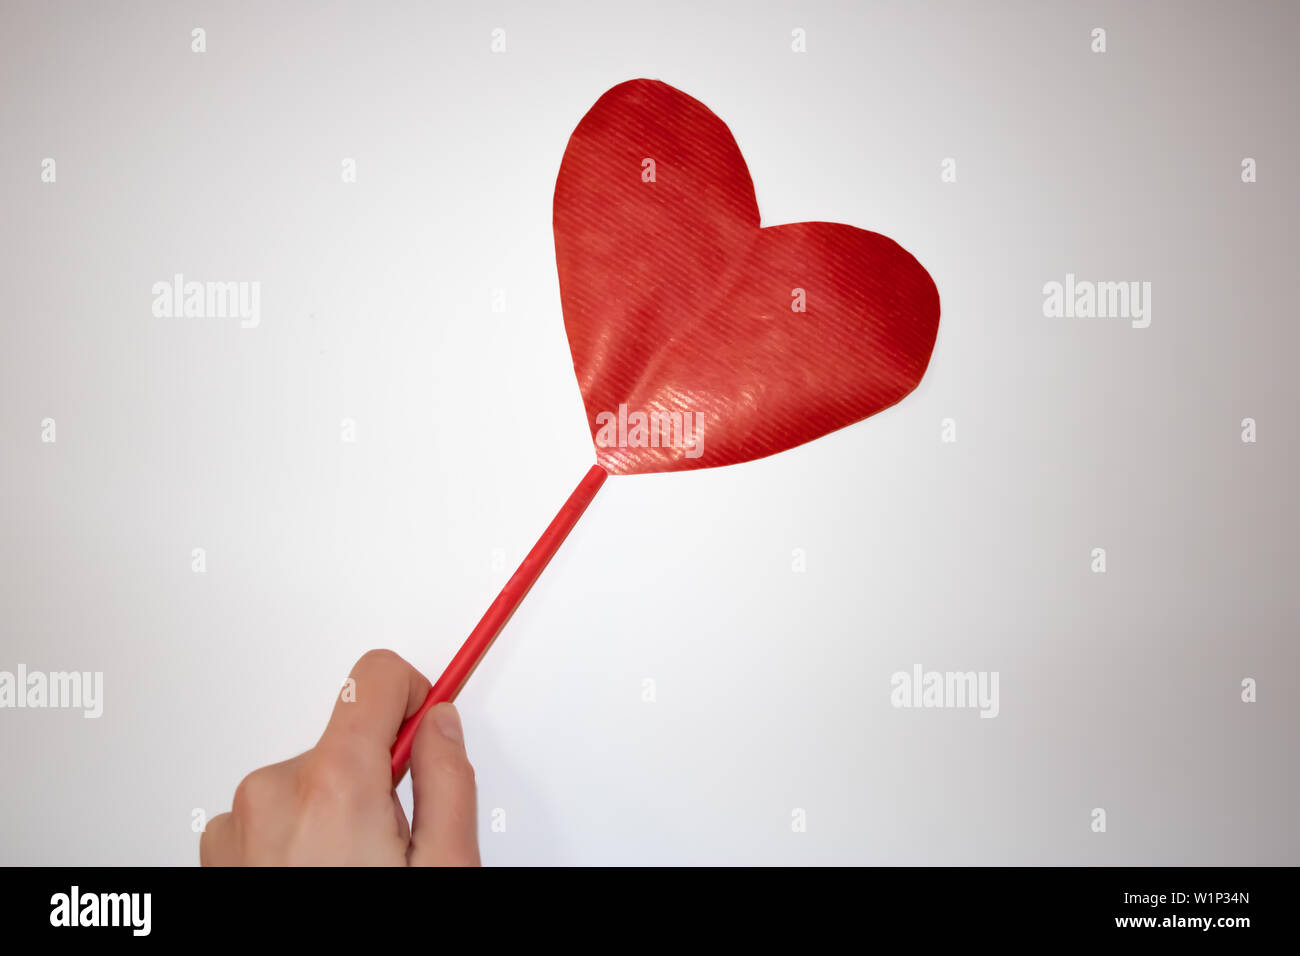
[1,0,1296,865]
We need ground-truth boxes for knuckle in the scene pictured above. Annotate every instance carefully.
[296,750,356,803]
[198,811,240,866]
[430,752,476,783]
[231,768,276,818]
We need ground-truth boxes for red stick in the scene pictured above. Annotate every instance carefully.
[390,463,608,781]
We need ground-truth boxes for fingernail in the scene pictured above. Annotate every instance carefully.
[432,704,463,742]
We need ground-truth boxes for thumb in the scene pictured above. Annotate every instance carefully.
[407,703,480,867]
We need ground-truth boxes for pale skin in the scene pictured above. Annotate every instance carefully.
[200,650,480,866]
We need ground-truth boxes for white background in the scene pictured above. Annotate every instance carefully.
[1,0,1296,864]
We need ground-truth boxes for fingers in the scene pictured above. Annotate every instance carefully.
[319,649,432,752]
[407,704,480,867]
[199,651,447,867]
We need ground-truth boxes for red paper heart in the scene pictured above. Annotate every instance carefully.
[554,79,941,475]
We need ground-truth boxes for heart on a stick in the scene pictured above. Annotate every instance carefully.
[554,78,941,475]
[391,80,943,777]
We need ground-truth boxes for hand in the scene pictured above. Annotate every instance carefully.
[200,649,480,866]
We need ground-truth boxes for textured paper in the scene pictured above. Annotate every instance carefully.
[554,79,942,475]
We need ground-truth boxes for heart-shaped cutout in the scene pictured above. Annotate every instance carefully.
[554,79,941,475]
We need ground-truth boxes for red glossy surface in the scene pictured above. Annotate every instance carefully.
[554,79,941,475]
